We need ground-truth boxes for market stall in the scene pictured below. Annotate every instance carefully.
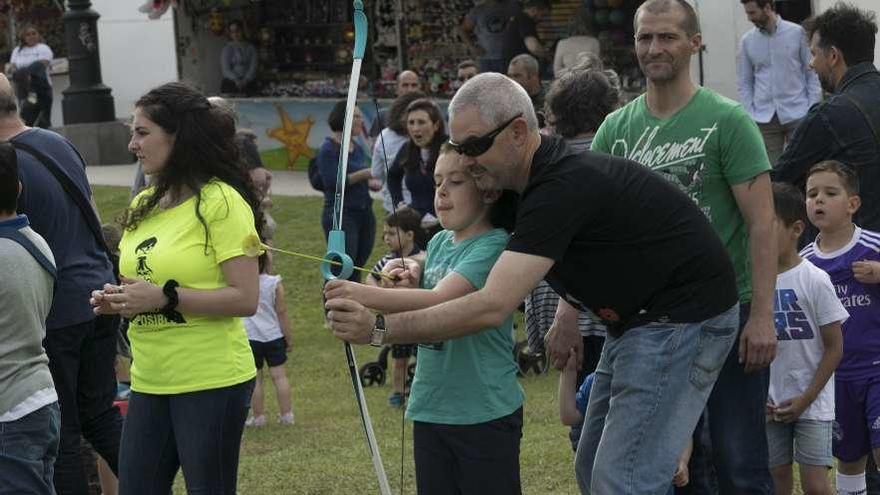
[166,0,647,171]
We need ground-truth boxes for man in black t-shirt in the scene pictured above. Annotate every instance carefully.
[500,0,549,68]
[326,73,742,492]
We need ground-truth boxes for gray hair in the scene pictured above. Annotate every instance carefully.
[450,73,538,131]
[509,53,539,76]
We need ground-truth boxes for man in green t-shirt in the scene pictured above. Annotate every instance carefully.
[589,0,776,492]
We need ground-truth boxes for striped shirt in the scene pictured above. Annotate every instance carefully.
[523,280,606,353]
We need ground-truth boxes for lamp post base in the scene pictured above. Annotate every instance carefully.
[62,85,114,124]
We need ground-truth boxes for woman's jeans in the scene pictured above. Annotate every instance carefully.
[118,379,255,495]
[575,304,740,494]
[321,207,376,282]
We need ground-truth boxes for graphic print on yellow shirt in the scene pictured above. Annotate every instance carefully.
[118,180,258,394]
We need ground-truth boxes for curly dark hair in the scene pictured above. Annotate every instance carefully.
[545,69,619,139]
[397,98,447,175]
[121,82,263,251]
[804,2,877,67]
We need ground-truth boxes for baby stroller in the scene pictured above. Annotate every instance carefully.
[514,339,550,377]
[359,344,417,387]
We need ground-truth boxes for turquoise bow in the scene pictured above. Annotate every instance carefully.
[322,3,392,494]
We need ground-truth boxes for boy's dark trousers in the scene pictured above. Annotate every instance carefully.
[413,407,523,495]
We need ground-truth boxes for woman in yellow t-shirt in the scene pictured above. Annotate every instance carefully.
[90,82,263,494]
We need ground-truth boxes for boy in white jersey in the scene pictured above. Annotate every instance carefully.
[766,183,846,494]
[800,161,880,495]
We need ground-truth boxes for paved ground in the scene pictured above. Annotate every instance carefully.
[86,164,325,197]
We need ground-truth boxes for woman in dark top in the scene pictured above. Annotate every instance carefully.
[387,98,447,234]
[316,100,380,282]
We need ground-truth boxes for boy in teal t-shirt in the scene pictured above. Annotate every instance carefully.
[323,146,523,494]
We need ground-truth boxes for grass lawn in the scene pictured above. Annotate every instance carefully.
[93,186,577,494]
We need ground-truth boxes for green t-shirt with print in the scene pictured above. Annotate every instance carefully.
[591,88,771,302]
[119,180,258,394]
[405,228,524,425]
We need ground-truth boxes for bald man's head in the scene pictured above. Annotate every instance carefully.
[0,75,18,117]
[397,70,421,96]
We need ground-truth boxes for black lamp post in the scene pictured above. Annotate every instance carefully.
[61,0,115,124]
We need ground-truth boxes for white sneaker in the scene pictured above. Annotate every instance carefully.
[278,412,294,425]
[245,414,267,427]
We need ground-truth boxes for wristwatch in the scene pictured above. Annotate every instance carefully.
[370,314,387,347]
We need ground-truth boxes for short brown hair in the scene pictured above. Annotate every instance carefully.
[740,0,774,10]
[635,0,700,36]
[772,183,805,227]
[807,160,860,195]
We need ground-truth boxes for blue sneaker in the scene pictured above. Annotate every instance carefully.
[115,383,131,401]
[388,392,404,408]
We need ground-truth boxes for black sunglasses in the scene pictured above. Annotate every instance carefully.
[448,113,523,157]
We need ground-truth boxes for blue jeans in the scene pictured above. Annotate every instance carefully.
[575,304,739,494]
[118,379,254,495]
[689,303,773,494]
[0,402,61,495]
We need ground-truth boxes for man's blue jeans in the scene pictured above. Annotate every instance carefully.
[688,303,774,494]
[575,304,739,494]
[0,402,61,495]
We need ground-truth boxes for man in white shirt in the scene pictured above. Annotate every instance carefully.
[737,0,821,166]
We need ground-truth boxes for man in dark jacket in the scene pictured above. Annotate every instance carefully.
[774,3,880,233]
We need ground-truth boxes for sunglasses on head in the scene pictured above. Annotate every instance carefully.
[448,113,522,157]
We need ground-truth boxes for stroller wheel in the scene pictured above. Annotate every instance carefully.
[532,349,550,375]
[515,340,549,377]
[359,362,386,387]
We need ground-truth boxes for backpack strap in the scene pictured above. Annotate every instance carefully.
[11,138,113,259]
[0,226,56,279]
[841,93,880,144]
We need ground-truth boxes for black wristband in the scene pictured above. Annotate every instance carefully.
[161,279,184,323]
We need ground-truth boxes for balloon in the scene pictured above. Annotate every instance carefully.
[609,9,627,26]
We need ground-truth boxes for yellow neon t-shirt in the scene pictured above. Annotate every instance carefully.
[118,180,258,394]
